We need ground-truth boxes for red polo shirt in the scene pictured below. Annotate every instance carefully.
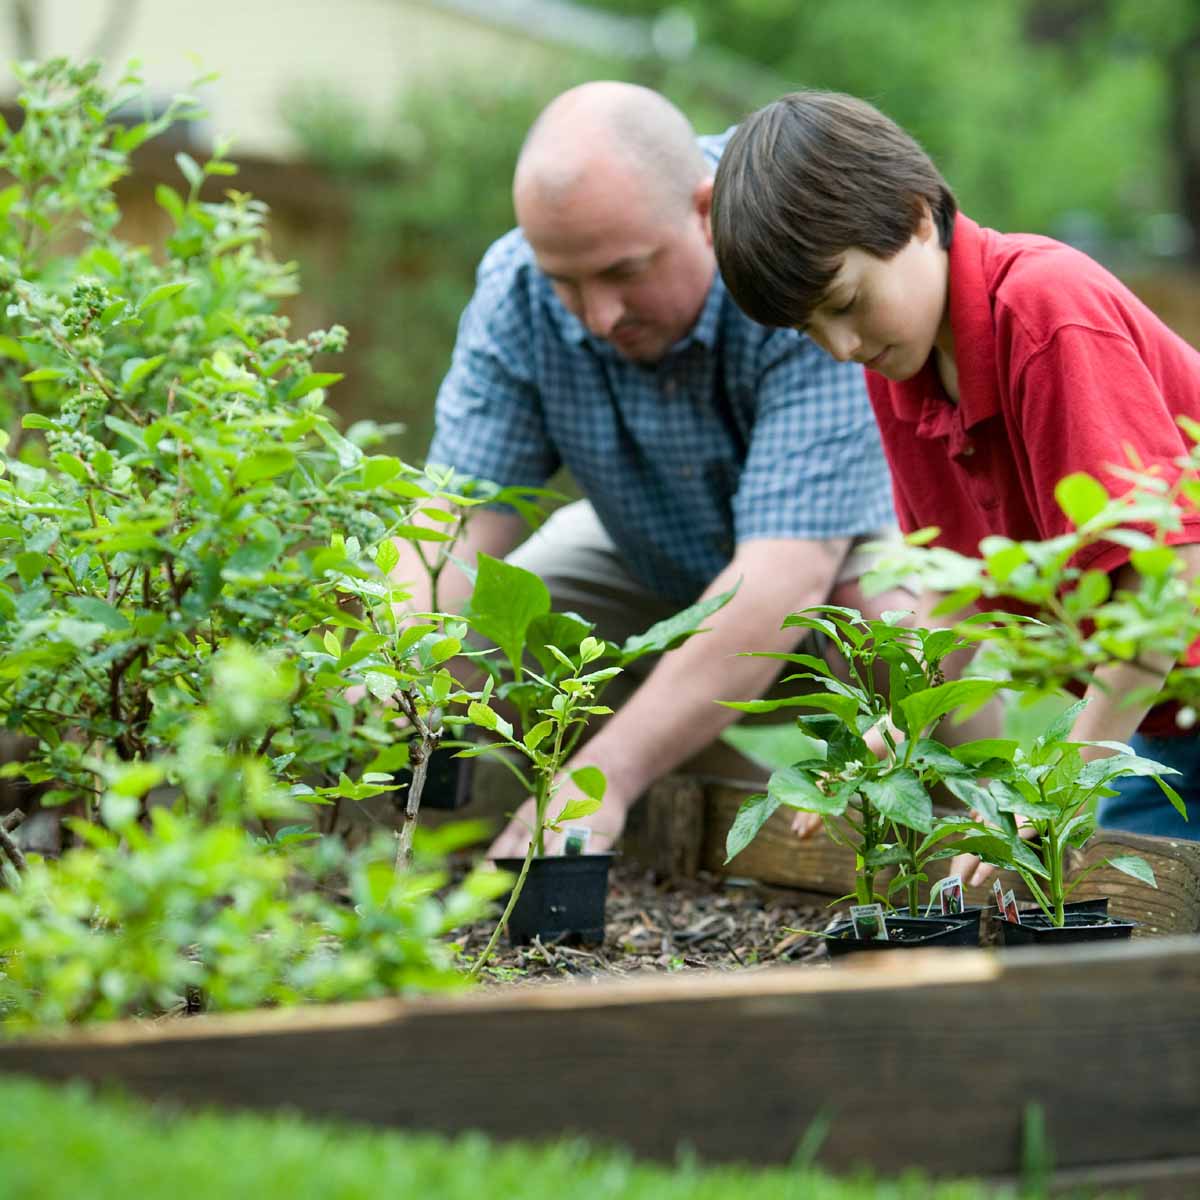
[867,213,1200,736]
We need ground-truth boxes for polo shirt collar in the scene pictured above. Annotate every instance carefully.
[886,212,1000,432]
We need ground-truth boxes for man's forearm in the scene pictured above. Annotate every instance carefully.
[566,539,846,804]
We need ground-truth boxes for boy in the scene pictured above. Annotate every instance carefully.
[710,90,1200,840]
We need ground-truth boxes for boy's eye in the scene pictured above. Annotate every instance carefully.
[831,294,857,315]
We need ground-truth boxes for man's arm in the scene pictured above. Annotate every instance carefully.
[487,535,849,856]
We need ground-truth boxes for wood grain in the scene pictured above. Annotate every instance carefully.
[3,939,1199,1187]
[1066,830,1200,935]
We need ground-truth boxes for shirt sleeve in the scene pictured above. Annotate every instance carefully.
[732,332,897,544]
[426,240,561,488]
[1012,324,1200,570]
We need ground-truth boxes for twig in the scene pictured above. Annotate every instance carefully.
[0,820,27,874]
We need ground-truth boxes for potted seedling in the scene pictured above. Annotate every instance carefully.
[948,698,1183,945]
[722,606,1046,954]
[460,554,733,974]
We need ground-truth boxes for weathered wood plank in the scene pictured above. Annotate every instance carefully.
[702,783,1035,906]
[1066,830,1200,935]
[640,775,705,880]
[701,784,861,894]
[2,939,1199,1184]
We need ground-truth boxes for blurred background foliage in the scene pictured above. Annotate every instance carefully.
[279,0,1199,459]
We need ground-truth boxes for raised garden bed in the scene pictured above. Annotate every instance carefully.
[3,938,1200,1197]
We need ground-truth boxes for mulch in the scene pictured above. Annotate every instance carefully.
[455,858,845,986]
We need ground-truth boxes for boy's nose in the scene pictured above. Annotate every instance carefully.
[826,325,861,363]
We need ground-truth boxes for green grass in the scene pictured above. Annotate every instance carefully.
[0,1075,1002,1199]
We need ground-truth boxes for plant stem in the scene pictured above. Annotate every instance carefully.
[468,829,537,981]
[1048,826,1065,927]
[393,690,440,871]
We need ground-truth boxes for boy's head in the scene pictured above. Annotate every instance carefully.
[711,91,957,378]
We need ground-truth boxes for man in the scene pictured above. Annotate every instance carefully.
[401,82,899,857]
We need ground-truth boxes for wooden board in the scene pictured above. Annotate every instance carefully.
[3,938,1200,1190]
[701,783,1035,906]
[1066,830,1200,935]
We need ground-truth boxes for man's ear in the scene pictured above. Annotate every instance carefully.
[696,176,714,245]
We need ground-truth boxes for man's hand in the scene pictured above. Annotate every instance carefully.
[487,788,631,858]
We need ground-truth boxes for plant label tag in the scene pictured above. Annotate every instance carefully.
[850,903,888,941]
[992,877,1006,914]
[1002,888,1021,924]
[563,826,592,857]
[939,874,965,916]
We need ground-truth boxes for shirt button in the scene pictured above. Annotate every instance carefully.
[680,465,694,479]
[960,443,975,457]
[663,378,678,396]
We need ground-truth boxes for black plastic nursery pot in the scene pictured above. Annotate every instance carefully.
[394,748,473,811]
[997,904,1134,947]
[824,914,976,958]
[492,852,614,946]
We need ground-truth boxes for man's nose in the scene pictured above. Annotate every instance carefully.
[580,283,624,339]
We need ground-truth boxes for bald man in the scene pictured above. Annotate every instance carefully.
[405,83,898,857]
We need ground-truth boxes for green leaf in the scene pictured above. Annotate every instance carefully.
[1054,472,1109,527]
[176,151,203,189]
[569,765,606,802]
[467,701,512,740]
[138,281,191,312]
[523,719,554,751]
[120,354,166,391]
[527,611,596,675]
[618,585,737,664]
[898,678,1004,737]
[0,335,29,362]
[67,597,130,631]
[768,765,847,815]
[464,554,550,672]
[374,537,400,576]
[1131,546,1179,579]
[155,182,185,222]
[234,448,296,486]
[725,791,781,863]
[322,631,341,658]
[862,769,934,834]
[20,414,54,430]
[553,796,603,825]
[288,372,344,400]
[20,367,67,382]
[1104,853,1157,888]
[950,738,1019,766]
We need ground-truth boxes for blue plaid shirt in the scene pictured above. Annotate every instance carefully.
[428,133,895,605]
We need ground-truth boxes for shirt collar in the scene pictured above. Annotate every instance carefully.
[885,212,1000,431]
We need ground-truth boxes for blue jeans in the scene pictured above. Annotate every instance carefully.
[1097,734,1200,839]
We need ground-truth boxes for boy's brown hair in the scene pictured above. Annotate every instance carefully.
[711,91,957,329]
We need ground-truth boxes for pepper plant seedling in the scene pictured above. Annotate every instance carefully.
[944,698,1182,926]
[721,606,1046,915]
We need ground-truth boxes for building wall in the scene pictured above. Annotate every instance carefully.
[0,0,556,158]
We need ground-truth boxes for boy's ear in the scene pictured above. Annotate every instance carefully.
[696,176,714,244]
[914,198,937,245]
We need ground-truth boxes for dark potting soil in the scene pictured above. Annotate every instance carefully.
[454,858,843,986]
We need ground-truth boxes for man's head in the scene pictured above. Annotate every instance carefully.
[514,82,714,363]
[711,91,957,381]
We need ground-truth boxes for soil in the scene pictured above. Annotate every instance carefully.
[455,858,845,986]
